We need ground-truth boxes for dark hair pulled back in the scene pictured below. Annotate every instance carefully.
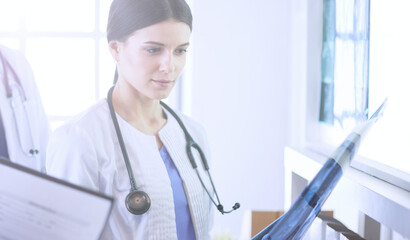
[107,0,192,42]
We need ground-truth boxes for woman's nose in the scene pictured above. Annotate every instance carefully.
[159,51,175,73]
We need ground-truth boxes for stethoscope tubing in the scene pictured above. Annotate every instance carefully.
[159,100,223,205]
[107,85,232,214]
[107,86,138,192]
[0,51,27,100]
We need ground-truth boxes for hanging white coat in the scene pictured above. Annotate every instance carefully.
[0,45,50,172]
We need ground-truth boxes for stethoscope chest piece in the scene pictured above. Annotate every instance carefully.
[125,190,151,215]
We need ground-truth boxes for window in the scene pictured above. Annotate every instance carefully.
[315,0,409,190]
[0,0,114,129]
[0,0,193,129]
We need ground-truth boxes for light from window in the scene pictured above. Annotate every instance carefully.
[26,38,96,116]
[0,1,21,32]
[358,0,410,175]
[0,0,114,130]
[25,0,95,32]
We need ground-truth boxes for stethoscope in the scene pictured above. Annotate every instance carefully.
[0,50,39,158]
[107,86,240,215]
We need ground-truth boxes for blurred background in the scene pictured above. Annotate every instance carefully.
[1,0,409,239]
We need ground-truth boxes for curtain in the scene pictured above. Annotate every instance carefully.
[319,0,370,129]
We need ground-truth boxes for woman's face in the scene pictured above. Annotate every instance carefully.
[111,19,191,100]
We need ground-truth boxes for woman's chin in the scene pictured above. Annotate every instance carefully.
[153,91,172,101]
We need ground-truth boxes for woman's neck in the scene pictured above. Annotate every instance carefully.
[111,83,167,136]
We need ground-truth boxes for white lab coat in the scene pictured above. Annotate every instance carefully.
[46,99,213,240]
[0,45,50,172]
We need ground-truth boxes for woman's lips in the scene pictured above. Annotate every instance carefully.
[152,79,174,87]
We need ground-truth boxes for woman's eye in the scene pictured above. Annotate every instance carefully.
[146,48,161,54]
[175,48,188,55]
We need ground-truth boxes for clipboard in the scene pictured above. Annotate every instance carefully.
[0,158,114,240]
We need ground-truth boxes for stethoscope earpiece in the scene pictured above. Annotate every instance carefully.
[125,190,151,215]
[217,202,241,214]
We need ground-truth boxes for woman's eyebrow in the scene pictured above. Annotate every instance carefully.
[143,41,164,46]
[178,43,190,47]
[143,41,190,47]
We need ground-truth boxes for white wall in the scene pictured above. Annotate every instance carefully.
[189,1,293,238]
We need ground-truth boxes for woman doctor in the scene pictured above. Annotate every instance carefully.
[47,0,216,239]
[0,44,50,172]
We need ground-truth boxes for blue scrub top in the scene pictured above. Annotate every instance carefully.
[159,146,196,240]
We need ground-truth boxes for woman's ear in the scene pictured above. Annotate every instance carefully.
[108,41,120,62]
